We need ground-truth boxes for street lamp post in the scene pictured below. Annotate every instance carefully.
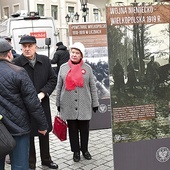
[65,14,70,23]
[65,12,79,47]
[74,12,80,21]
[80,0,88,22]
[65,12,79,23]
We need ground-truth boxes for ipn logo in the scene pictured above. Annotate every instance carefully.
[98,104,107,113]
[156,147,170,163]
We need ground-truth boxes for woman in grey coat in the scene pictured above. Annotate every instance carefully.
[56,42,99,162]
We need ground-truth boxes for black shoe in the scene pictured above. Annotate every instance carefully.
[83,151,92,160]
[29,164,35,170]
[73,152,80,162]
[42,161,58,169]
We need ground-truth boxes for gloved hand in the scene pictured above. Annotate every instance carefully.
[93,107,98,113]
[57,106,60,112]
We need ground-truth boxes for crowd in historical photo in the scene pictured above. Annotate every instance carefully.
[112,56,170,94]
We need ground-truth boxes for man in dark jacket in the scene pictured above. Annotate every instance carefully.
[113,59,125,92]
[0,38,48,170]
[51,41,70,76]
[13,35,58,169]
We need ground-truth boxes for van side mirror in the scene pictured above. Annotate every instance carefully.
[45,38,51,46]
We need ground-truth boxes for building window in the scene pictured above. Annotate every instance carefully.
[13,4,19,13]
[37,4,44,16]
[86,8,89,22]
[51,5,58,20]
[3,7,9,19]
[68,6,75,20]
[93,9,99,22]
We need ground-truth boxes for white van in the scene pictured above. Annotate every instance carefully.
[0,11,58,59]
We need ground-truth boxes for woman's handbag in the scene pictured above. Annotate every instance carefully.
[0,118,16,159]
[52,116,67,141]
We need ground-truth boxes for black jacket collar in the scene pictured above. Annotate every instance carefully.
[16,53,43,66]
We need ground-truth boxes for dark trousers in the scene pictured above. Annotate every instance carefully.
[67,119,90,153]
[29,134,52,167]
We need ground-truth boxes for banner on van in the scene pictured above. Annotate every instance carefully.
[30,32,47,38]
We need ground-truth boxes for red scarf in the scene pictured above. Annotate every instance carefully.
[65,59,84,90]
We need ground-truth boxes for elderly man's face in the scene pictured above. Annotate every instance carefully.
[21,43,37,60]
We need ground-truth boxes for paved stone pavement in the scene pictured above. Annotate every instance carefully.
[5,91,114,170]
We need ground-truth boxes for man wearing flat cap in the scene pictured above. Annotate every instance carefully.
[0,38,48,169]
[51,41,70,77]
[0,38,12,53]
[1,36,20,58]
[13,35,58,169]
